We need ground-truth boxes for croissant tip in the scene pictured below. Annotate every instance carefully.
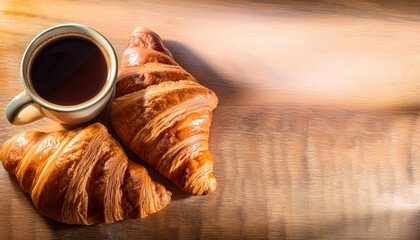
[132,26,155,36]
[201,178,217,195]
[157,183,172,204]
[133,26,147,33]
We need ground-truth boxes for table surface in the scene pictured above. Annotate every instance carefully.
[1,0,420,239]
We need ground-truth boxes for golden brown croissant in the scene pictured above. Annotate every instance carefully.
[0,123,171,225]
[111,27,218,195]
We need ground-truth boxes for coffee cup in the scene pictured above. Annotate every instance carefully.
[6,23,118,125]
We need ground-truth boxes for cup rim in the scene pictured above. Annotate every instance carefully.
[20,23,118,112]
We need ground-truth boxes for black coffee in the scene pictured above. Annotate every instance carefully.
[31,36,107,106]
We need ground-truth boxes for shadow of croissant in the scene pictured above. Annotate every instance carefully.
[163,40,243,107]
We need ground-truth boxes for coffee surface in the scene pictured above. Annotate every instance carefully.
[31,37,107,106]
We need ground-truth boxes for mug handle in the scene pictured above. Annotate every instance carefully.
[6,91,45,125]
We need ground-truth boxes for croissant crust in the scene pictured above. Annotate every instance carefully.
[0,123,171,225]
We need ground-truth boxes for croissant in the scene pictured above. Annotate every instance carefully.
[111,27,218,195]
[0,123,171,225]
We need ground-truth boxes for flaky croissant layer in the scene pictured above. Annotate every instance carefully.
[112,27,218,195]
[0,123,171,225]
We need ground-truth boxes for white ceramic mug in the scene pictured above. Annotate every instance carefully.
[6,23,118,125]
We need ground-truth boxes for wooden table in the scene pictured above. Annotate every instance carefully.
[1,0,420,239]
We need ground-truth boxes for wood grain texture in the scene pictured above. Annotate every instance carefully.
[0,0,419,239]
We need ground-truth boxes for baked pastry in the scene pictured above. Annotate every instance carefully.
[112,27,218,195]
[0,123,171,225]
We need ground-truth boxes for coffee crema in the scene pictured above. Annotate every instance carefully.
[31,36,107,106]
